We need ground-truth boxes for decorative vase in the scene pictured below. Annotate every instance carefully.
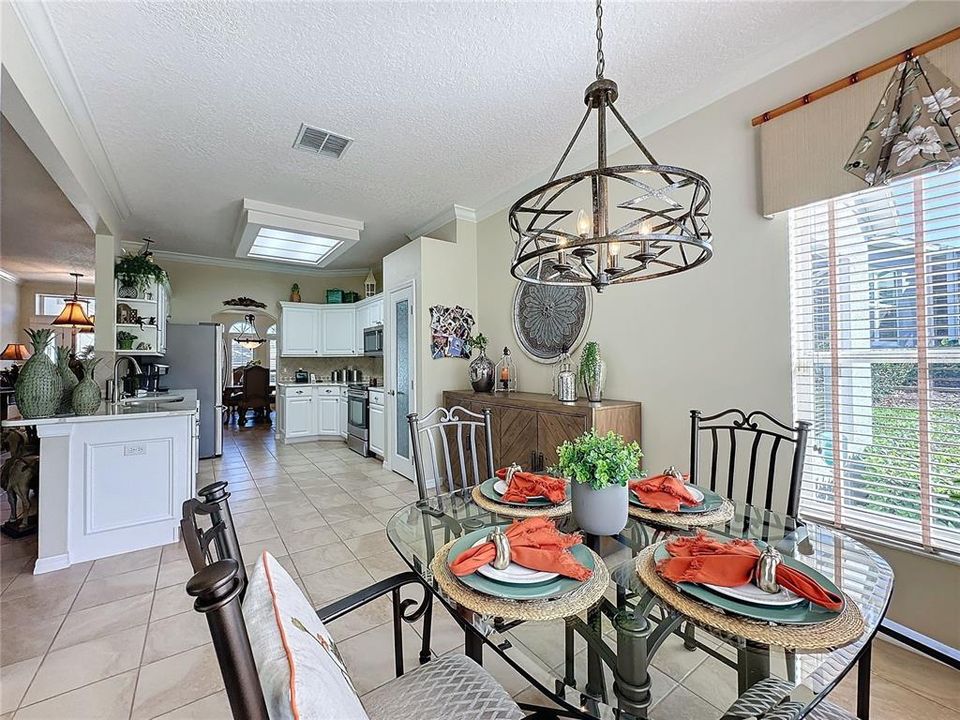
[72,358,103,416]
[15,329,63,419]
[55,346,78,414]
[571,480,628,536]
[469,350,495,393]
[118,284,138,299]
[582,358,605,403]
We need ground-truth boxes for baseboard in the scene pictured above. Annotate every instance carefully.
[33,553,71,575]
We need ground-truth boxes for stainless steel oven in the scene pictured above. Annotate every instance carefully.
[346,385,369,456]
[363,325,383,356]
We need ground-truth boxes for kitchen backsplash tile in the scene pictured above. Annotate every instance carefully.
[278,356,383,384]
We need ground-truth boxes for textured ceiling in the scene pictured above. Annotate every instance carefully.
[0,119,95,281]
[40,0,897,269]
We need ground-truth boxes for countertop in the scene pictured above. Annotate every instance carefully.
[278,382,384,389]
[1,388,199,428]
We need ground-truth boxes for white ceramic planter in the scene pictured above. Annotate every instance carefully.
[571,480,628,536]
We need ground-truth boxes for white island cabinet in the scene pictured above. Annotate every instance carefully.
[1,392,199,574]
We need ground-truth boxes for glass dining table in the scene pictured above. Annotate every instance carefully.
[385,490,893,720]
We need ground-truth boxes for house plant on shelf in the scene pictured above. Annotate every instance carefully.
[116,331,137,350]
[115,251,168,298]
[556,429,642,535]
[468,332,494,392]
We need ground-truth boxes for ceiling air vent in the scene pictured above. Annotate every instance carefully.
[293,124,353,159]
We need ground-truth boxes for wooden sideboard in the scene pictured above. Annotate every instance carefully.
[442,390,642,483]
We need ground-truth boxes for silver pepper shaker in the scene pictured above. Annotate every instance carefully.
[753,545,783,593]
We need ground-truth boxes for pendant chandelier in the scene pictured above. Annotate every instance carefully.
[510,0,712,293]
[235,314,265,349]
[51,273,94,330]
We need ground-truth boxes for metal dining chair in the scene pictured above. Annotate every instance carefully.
[690,408,811,518]
[407,405,495,502]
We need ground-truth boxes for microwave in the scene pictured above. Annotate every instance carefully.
[363,325,383,356]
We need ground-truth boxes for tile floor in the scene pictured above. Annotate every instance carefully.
[1,420,957,719]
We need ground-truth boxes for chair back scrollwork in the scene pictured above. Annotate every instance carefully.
[407,405,495,501]
[690,409,811,517]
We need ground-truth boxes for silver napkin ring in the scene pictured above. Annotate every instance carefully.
[488,527,512,570]
[505,463,522,484]
[753,545,782,593]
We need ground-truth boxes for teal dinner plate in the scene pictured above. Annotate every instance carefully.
[652,539,844,625]
[478,477,558,508]
[629,485,725,514]
[447,527,595,600]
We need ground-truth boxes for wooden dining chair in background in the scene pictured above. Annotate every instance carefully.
[239,365,271,426]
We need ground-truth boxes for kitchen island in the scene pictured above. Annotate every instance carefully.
[2,390,199,574]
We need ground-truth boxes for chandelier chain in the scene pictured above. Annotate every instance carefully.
[595,0,604,79]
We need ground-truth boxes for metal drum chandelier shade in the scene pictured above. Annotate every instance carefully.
[509,0,713,293]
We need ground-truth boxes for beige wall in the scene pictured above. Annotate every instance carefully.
[0,275,20,350]
[474,2,960,646]
[162,258,368,325]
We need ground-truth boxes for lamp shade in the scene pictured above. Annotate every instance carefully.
[0,343,30,361]
[51,299,94,329]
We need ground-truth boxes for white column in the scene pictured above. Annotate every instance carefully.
[32,424,73,574]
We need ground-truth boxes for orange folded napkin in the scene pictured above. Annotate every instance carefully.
[495,467,567,504]
[449,517,592,581]
[629,473,698,512]
[656,533,844,611]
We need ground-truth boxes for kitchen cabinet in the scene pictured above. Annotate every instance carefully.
[443,390,641,483]
[369,389,385,457]
[282,392,316,438]
[321,306,357,356]
[279,304,321,356]
[318,395,339,435]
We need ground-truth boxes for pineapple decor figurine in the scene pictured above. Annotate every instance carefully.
[72,358,103,416]
[55,346,79,414]
[14,329,62,419]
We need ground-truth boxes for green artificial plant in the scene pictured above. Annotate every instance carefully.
[116,330,137,350]
[578,341,601,383]
[115,252,169,294]
[469,332,489,355]
[556,429,643,490]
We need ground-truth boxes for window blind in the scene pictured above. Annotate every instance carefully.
[789,166,960,556]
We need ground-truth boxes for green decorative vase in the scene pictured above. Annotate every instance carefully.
[15,329,62,419]
[72,358,103,416]
[55,346,79,414]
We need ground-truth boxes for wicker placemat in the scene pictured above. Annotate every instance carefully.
[628,498,735,528]
[471,485,572,519]
[430,538,609,621]
[635,544,865,650]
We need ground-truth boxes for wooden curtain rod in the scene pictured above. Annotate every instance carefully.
[751,25,960,127]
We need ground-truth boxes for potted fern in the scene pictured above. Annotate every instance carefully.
[557,429,642,535]
[115,252,168,298]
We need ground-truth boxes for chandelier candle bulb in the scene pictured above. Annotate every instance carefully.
[577,209,591,237]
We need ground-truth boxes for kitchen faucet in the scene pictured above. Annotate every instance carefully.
[109,355,143,403]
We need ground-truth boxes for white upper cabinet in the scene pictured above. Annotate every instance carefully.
[320,306,357,356]
[278,296,381,358]
[279,303,321,356]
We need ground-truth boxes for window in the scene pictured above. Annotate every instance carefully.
[790,168,960,556]
[36,294,95,317]
[266,324,277,384]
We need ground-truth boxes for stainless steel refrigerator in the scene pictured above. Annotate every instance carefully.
[164,323,225,458]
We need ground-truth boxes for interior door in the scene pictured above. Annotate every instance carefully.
[387,283,415,479]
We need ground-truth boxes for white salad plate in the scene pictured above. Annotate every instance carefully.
[470,539,559,584]
[701,581,805,607]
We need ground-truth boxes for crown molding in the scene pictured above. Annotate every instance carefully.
[406,204,477,241]
[11,1,131,222]
[472,0,910,223]
[148,249,372,278]
[0,268,23,285]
